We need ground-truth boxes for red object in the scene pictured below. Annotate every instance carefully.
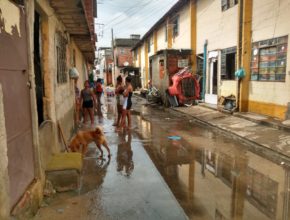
[96,83,103,93]
[168,68,200,105]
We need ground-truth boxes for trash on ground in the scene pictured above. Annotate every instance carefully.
[57,208,64,213]
[168,136,181,140]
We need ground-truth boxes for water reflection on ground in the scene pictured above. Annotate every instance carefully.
[135,103,290,220]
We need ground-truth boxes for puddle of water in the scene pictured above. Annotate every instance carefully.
[134,104,290,220]
[34,98,290,220]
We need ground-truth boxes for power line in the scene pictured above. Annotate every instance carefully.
[104,0,155,26]
[106,0,177,35]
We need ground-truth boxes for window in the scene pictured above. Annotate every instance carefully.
[165,25,167,42]
[134,49,137,61]
[72,49,76,67]
[221,0,238,11]
[196,54,204,76]
[120,48,125,54]
[246,167,278,219]
[221,47,236,80]
[251,36,288,82]
[11,0,24,5]
[56,32,67,84]
[172,16,179,37]
[147,39,151,53]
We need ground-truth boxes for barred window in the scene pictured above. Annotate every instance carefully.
[172,16,179,37]
[221,0,238,11]
[221,47,236,80]
[251,36,288,82]
[56,32,67,84]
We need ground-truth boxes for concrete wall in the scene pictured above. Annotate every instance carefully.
[157,23,167,51]
[0,85,10,220]
[71,39,88,88]
[36,0,79,151]
[196,0,238,54]
[140,44,147,87]
[196,0,238,99]
[248,0,290,119]
[172,4,191,50]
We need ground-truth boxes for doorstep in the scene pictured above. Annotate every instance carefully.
[45,153,83,192]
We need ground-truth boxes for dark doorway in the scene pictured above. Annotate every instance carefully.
[149,59,153,81]
[225,53,236,80]
[34,11,44,125]
[213,61,218,95]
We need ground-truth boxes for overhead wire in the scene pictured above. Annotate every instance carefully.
[104,0,155,27]
[110,0,168,32]
[108,0,177,37]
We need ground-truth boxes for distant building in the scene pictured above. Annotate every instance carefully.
[97,47,113,85]
[113,35,141,86]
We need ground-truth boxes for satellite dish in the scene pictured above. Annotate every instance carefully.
[124,61,129,66]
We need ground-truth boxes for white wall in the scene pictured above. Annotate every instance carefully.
[196,0,239,98]
[249,0,290,106]
[157,23,167,51]
[172,5,191,50]
[140,44,147,87]
[196,0,238,53]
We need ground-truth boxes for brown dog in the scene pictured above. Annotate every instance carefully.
[69,126,110,158]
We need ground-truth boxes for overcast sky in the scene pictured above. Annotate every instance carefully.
[95,0,178,48]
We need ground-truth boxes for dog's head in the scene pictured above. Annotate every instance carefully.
[94,126,103,135]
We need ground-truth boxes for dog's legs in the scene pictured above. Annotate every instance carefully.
[96,144,103,158]
[102,140,111,158]
[82,144,88,156]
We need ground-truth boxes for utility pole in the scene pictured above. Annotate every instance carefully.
[111,28,116,86]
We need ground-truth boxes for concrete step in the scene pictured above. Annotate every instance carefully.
[45,153,82,192]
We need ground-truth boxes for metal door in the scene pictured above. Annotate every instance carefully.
[0,3,35,208]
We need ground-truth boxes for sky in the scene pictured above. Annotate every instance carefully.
[95,0,178,48]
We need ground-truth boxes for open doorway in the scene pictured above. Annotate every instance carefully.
[149,59,153,82]
[212,60,218,95]
[34,11,44,125]
[205,51,219,105]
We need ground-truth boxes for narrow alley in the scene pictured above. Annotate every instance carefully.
[33,96,290,220]
[1,0,290,219]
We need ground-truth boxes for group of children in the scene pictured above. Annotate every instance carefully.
[75,78,103,126]
[74,76,133,130]
[114,76,133,131]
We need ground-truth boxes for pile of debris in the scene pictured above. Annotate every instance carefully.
[218,94,237,113]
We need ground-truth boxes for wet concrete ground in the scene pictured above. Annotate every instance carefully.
[34,96,290,220]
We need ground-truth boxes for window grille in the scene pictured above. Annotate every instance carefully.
[251,36,288,82]
[56,32,67,84]
[221,0,238,11]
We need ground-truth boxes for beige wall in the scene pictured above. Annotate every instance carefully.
[196,0,238,98]
[71,39,88,89]
[0,85,10,220]
[157,23,167,51]
[249,0,290,106]
[36,0,77,149]
[196,0,238,54]
[172,5,191,50]
[140,44,147,87]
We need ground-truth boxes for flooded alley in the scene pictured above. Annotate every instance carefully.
[34,97,290,220]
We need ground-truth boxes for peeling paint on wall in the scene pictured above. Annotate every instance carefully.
[0,0,21,37]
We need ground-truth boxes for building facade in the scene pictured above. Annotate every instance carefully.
[132,0,290,120]
[0,0,96,218]
[132,0,195,95]
[113,35,140,85]
[97,47,113,85]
